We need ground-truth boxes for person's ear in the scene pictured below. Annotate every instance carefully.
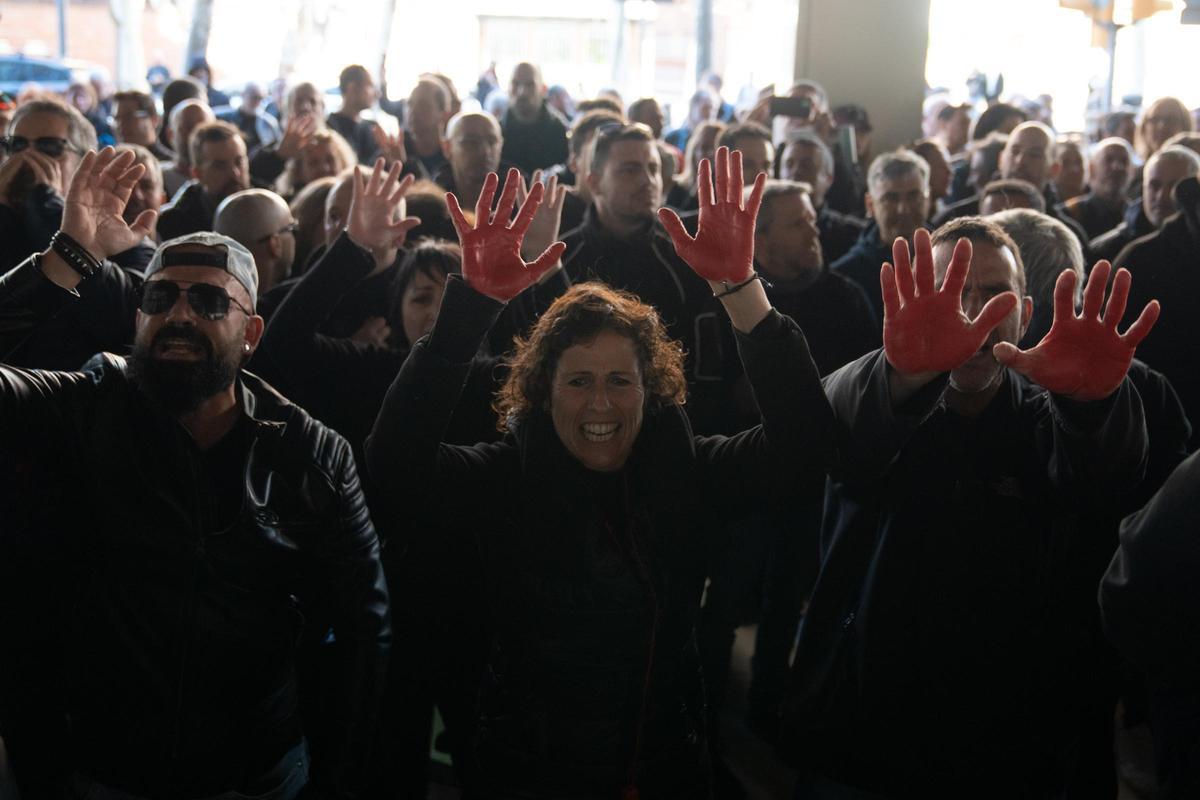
[243,314,266,351]
[1019,295,1033,338]
[267,234,282,259]
[864,192,876,220]
[586,168,602,197]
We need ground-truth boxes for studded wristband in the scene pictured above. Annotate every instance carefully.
[49,230,102,279]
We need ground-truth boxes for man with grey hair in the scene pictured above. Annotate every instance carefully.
[1092,144,1200,262]
[780,131,866,262]
[0,98,97,271]
[1061,137,1136,239]
[163,98,216,199]
[830,148,930,321]
[991,208,1083,347]
[0,147,389,799]
[214,188,296,296]
[979,178,1047,216]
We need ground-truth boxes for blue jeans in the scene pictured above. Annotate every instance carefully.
[72,741,309,800]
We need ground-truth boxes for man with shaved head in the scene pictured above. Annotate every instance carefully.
[163,98,215,199]
[1061,137,1136,239]
[214,188,296,295]
[437,111,506,208]
[0,147,388,799]
[500,62,569,175]
[1092,145,1200,262]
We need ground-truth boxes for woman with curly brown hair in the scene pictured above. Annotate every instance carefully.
[366,149,834,799]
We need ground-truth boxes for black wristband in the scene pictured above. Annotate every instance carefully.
[49,230,101,279]
[713,271,771,299]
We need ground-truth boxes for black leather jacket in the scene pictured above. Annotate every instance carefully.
[0,352,390,798]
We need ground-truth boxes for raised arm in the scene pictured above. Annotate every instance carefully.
[365,168,565,491]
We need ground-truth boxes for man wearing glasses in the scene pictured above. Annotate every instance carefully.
[0,98,95,272]
[110,90,174,162]
[0,147,389,800]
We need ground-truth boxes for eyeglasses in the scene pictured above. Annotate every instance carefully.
[259,221,298,242]
[0,136,76,158]
[139,279,252,321]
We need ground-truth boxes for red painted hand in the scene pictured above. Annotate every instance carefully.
[658,147,766,285]
[882,229,1019,377]
[446,168,567,303]
[993,261,1160,401]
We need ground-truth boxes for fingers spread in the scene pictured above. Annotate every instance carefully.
[1052,269,1078,323]
[697,158,714,208]
[895,250,917,305]
[131,208,158,239]
[1103,267,1131,329]
[880,262,901,320]
[744,171,767,221]
[939,235,972,298]
[475,172,499,222]
[991,341,1029,370]
[729,149,744,205]
[1081,260,1110,319]
[1121,299,1161,348]
[969,291,1019,338]
[445,191,471,239]
[528,241,568,281]
[512,181,545,235]
[714,147,730,206]
[657,207,695,252]
[387,172,415,205]
[494,167,521,224]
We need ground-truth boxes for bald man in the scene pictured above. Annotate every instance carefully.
[164,99,215,199]
[214,188,295,295]
[438,111,506,208]
[500,62,568,175]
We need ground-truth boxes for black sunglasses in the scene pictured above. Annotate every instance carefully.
[139,279,252,321]
[0,136,76,158]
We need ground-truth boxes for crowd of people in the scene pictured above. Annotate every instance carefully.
[1,53,1199,800]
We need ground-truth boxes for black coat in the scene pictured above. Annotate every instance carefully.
[816,203,867,265]
[1060,191,1126,242]
[500,103,570,176]
[365,276,834,798]
[828,222,892,323]
[782,351,1148,795]
[1091,199,1156,264]
[0,350,390,799]
[157,180,220,240]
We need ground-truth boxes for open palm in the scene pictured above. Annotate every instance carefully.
[994,261,1160,401]
[882,229,1018,377]
[346,157,421,266]
[658,147,766,284]
[446,167,566,302]
[62,147,156,258]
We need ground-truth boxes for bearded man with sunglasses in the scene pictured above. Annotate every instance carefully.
[0,146,390,800]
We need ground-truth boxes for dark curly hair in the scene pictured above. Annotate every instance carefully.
[494,282,687,431]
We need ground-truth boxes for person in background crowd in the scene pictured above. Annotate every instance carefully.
[831,148,930,321]
[158,76,205,152]
[833,103,874,166]
[781,131,868,263]
[577,97,624,117]
[979,178,1047,216]
[65,81,114,147]
[923,97,971,157]
[665,119,724,212]
[187,57,231,108]
[1136,97,1194,164]
[1061,137,1136,240]
[554,109,623,232]
[0,147,389,800]
[109,143,162,267]
[1102,110,1137,146]
[784,218,1159,798]
[717,122,775,187]
[909,138,953,221]
[0,98,96,272]
[1164,131,1200,158]
[273,128,355,201]
[403,78,453,177]
[628,98,668,143]
[213,188,297,298]
[288,174,337,276]
[1092,145,1200,262]
[970,101,1027,142]
[1054,136,1087,202]
[328,65,381,165]
[435,111,506,211]
[217,82,281,152]
[665,88,716,154]
[145,64,171,96]
[112,90,173,161]
[700,70,737,122]
[162,98,216,199]
[0,92,15,141]
[547,84,576,121]
[158,120,250,240]
[248,83,324,188]
[500,62,569,176]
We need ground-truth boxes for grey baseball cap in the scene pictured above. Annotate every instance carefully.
[144,232,259,311]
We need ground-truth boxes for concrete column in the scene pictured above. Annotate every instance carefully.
[793,0,932,152]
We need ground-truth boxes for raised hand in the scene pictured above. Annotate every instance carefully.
[993,262,1160,401]
[445,167,566,302]
[276,112,318,161]
[61,147,157,259]
[882,228,1018,377]
[372,126,408,168]
[346,157,421,268]
[516,169,566,262]
[658,146,766,285]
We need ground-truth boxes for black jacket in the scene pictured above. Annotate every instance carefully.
[0,349,390,799]
[500,103,570,176]
[0,185,62,274]
[782,351,1148,795]
[935,184,1093,259]
[365,276,834,798]
[816,204,867,264]
[828,222,892,323]
[1060,191,1126,241]
[1091,199,1155,264]
[326,113,381,165]
[1114,208,1200,444]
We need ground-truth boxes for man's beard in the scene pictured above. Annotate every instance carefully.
[128,324,242,415]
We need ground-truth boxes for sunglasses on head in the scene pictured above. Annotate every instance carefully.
[0,136,75,158]
[139,279,252,321]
